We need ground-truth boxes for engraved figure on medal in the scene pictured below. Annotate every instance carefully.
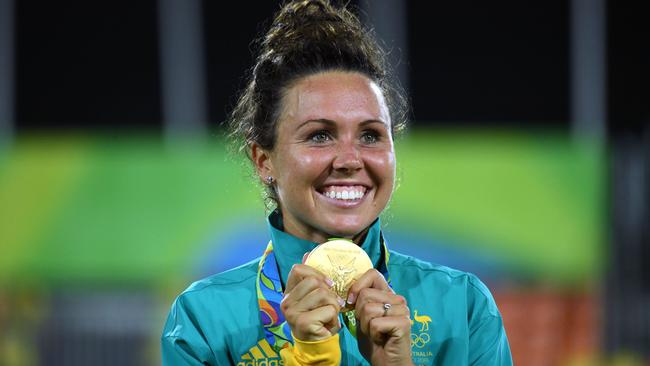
[304,239,373,311]
[327,254,357,298]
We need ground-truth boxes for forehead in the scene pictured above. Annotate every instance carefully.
[280,71,389,124]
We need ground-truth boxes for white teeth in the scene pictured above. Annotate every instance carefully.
[321,187,366,201]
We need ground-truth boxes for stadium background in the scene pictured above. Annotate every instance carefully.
[0,0,647,365]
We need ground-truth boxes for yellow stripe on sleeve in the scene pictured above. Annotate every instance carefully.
[250,346,265,360]
[259,339,279,358]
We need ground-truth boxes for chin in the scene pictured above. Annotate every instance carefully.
[322,216,371,239]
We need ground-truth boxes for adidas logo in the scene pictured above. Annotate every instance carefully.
[237,339,284,366]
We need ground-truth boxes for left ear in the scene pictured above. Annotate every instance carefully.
[251,143,274,183]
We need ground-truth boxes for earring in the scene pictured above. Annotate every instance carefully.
[265,176,274,185]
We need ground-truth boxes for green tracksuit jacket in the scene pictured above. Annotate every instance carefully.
[161,213,513,365]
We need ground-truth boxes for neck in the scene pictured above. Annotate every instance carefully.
[350,226,370,245]
[279,213,371,246]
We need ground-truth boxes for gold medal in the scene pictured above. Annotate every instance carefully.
[304,238,373,311]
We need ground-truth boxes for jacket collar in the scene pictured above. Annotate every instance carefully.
[267,210,384,287]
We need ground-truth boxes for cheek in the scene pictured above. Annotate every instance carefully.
[277,148,331,182]
[366,150,396,183]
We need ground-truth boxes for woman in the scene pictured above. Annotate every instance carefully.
[162,1,512,365]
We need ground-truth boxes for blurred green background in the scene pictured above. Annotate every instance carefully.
[0,130,605,287]
[0,129,608,365]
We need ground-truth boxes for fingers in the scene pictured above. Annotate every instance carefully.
[355,288,405,312]
[356,303,413,364]
[346,269,413,363]
[283,275,329,308]
[282,274,342,320]
[366,316,412,344]
[294,305,341,336]
[347,269,391,305]
[281,261,342,341]
[355,293,409,336]
[293,286,342,314]
[285,263,332,293]
[355,280,411,340]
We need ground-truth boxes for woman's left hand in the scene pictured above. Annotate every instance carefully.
[347,269,414,366]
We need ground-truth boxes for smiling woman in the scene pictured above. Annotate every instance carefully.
[161,1,512,365]
[253,71,395,243]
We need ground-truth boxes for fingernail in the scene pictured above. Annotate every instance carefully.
[325,278,334,288]
[337,297,345,307]
[347,292,356,305]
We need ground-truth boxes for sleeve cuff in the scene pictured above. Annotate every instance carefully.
[280,332,341,366]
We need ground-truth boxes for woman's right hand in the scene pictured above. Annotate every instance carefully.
[280,261,344,341]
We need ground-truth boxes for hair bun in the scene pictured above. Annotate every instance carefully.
[228,0,408,189]
[276,0,340,24]
[263,0,359,51]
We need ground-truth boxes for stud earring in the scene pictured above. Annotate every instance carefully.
[265,176,274,185]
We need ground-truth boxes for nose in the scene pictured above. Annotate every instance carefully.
[332,141,363,172]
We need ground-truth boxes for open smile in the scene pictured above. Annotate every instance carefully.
[316,185,370,206]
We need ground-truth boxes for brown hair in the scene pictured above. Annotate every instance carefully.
[228,0,408,205]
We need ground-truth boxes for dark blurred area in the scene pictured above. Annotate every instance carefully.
[14,1,573,131]
[1,0,648,365]
[14,1,162,130]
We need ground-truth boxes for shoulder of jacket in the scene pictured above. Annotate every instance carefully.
[465,272,500,317]
[388,250,471,280]
[389,251,500,317]
[180,257,260,297]
[163,259,261,339]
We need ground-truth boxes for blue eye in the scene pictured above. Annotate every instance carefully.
[309,131,331,143]
[361,131,379,144]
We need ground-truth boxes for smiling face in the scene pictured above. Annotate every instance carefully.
[252,71,396,243]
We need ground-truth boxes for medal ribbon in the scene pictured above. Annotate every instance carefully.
[256,238,391,352]
[256,241,293,351]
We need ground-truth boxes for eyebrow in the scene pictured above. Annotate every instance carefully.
[297,118,389,130]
